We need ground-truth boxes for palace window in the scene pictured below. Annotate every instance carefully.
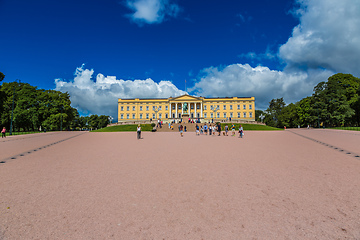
[217,105,220,109]
[243,105,246,110]
[211,113,213,118]
[140,106,142,111]
[126,114,129,119]
[146,113,149,119]
[204,113,207,118]
[140,114,143,119]
[133,106,135,111]
[152,114,155,119]
[165,106,168,111]
[178,105,181,109]
[204,105,207,110]
[237,105,240,110]
[223,113,226,118]
[243,112,246,118]
[217,112,220,118]
[191,104,194,109]
[127,106,129,111]
[165,113,168,118]
[238,112,240,118]
[223,105,226,110]
[121,106,123,111]
[230,105,233,110]
[132,114,135,119]
[249,105,252,110]
[159,113,162,119]
[249,112,253,118]
[121,114,124,119]
[197,104,200,109]
[146,106,149,111]
[230,112,233,118]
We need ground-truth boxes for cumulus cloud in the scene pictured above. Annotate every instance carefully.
[55,65,186,120]
[279,0,360,76]
[192,0,359,109]
[190,64,334,109]
[125,0,181,25]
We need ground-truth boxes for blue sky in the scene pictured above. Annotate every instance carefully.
[1,0,360,120]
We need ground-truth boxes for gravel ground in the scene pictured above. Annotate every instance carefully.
[0,129,360,239]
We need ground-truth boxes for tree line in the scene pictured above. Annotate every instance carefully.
[0,73,110,132]
[256,73,360,128]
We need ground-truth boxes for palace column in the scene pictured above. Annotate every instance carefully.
[188,103,190,115]
[201,102,203,117]
[181,102,183,115]
[194,103,197,117]
[175,103,178,118]
[169,102,171,118]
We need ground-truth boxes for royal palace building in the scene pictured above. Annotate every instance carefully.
[118,95,255,123]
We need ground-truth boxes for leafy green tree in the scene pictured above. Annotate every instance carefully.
[255,110,265,122]
[280,103,299,128]
[296,96,314,127]
[0,72,4,82]
[313,73,359,127]
[264,98,286,127]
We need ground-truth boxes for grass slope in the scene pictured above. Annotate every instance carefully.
[92,124,153,132]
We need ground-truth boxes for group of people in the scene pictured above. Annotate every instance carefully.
[179,123,244,138]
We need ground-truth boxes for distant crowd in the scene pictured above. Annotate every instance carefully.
[178,123,244,138]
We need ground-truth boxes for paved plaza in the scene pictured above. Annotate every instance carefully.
[1,129,360,239]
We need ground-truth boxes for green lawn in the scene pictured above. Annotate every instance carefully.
[331,127,360,131]
[92,124,153,132]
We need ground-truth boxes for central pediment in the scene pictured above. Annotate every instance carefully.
[170,94,203,102]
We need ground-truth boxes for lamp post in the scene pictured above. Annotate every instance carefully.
[60,105,63,131]
[9,79,21,135]
[259,114,265,123]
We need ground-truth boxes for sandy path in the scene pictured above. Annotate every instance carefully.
[0,130,360,239]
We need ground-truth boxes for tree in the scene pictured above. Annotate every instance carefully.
[312,73,359,127]
[264,98,286,127]
[0,72,4,82]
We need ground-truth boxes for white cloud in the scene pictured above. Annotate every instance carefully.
[192,0,360,109]
[55,65,186,119]
[190,64,334,109]
[279,0,360,76]
[125,0,181,25]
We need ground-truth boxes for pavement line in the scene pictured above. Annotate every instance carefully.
[288,130,360,159]
[0,132,87,164]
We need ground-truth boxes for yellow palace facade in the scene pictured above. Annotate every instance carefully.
[118,95,255,122]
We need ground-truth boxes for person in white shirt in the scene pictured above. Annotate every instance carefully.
[137,124,141,139]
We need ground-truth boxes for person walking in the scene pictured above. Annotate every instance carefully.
[231,124,236,136]
[209,124,212,135]
[1,127,6,138]
[203,124,208,135]
[212,125,216,136]
[239,125,244,138]
[137,124,141,139]
[179,124,184,137]
[195,124,200,135]
[225,125,229,136]
[217,123,221,136]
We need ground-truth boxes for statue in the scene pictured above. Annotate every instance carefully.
[183,102,188,112]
